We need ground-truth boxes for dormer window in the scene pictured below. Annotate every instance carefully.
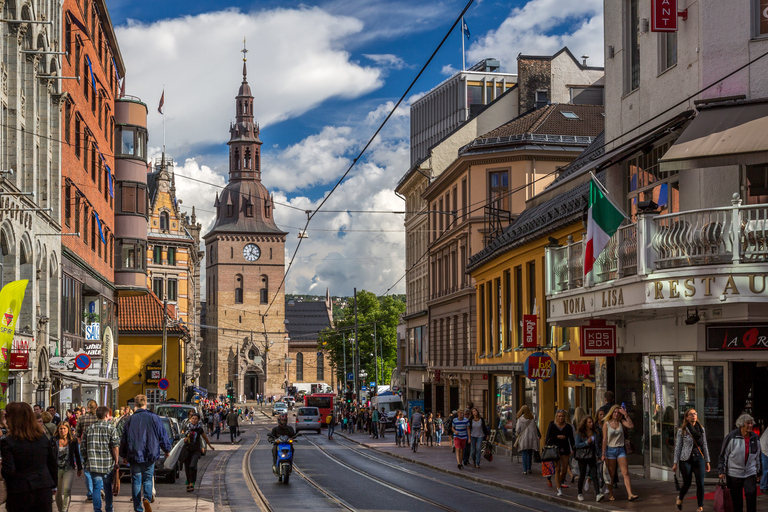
[159,211,169,231]
[227,204,234,217]
[245,202,254,217]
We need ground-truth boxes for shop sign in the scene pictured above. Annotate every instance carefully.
[568,361,593,377]
[523,315,538,348]
[651,0,677,32]
[9,340,28,370]
[580,323,616,356]
[60,388,73,403]
[706,325,768,351]
[524,352,555,382]
[146,364,162,385]
[84,341,102,358]
[85,322,100,340]
[103,326,114,377]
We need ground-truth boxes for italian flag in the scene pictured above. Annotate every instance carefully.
[584,178,624,275]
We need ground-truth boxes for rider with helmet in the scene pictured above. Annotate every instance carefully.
[270,413,296,470]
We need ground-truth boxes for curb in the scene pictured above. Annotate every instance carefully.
[336,432,625,512]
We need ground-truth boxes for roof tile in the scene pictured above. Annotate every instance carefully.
[118,293,187,335]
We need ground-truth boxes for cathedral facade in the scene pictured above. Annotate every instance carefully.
[201,52,288,400]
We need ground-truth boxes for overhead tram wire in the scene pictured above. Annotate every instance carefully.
[259,0,477,323]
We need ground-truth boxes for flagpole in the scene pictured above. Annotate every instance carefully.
[162,84,166,157]
[589,172,630,219]
[461,16,466,71]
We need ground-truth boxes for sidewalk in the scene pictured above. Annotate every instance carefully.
[334,429,757,512]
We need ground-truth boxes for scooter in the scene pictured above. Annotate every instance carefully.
[268,433,300,483]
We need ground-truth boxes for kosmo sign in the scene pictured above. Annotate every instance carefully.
[523,314,537,348]
[524,352,554,382]
[580,324,616,356]
[651,0,678,32]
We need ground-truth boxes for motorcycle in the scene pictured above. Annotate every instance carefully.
[268,433,301,483]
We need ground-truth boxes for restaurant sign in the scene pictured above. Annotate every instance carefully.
[651,0,677,32]
[706,325,768,351]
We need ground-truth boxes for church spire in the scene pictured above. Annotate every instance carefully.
[228,39,262,181]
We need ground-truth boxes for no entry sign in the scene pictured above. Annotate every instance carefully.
[158,378,170,390]
[75,353,91,370]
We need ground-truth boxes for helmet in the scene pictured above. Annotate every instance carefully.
[278,413,288,427]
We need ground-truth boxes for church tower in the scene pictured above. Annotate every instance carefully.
[201,43,288,400]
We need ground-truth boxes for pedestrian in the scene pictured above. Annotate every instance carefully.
[213,408,222,441]
[514,405,539,475]
[227,407,239,444]
[761,427,768,495]
[371,408,379,439]
[594,409,607,495]
[81,406,120,512]
[671,408,710,512]
[182,413,214,492]
[395,411,405,447]
[379,407,387,439]
[425,412,434,447]
[48,406,62,427]
[0,408,8,436]
[120,394,172,512]
[718,413,762,512]
[448,410,457,453]
[434,412,443,447]
[574,416,603,502]
[53,420,83,512]
[546,409,575,497]
[597,391,615,418]
[41,412,58,438]
[600,404,638,501]
[462,408,472,467]
[452,409,470,470]
[571,407,588,482]
[468,408,489,468]
[75,399,99,502]
[327,411,336,440]
[0,402,57,512]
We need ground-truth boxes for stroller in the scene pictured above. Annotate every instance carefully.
[481,429,498,462]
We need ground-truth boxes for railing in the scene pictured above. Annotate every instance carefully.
[461,134,595,153]
[546,194,767,295]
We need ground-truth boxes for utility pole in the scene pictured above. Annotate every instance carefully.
[342,333,346,390]
[161,298,168,379]
[379,331,384,387]
[373,322,378,392]
[354,288,359,402]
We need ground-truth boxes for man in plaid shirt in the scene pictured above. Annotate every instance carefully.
[82,406,120,512]
[77,399,100,501]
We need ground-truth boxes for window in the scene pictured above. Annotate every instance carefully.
[121,184,136,213]
[91,141,97,181]
[152,277,163,298]
[74,195,81,235]
[235,274,243,304]
[295,353,304,381]
[65,19,72,58]
[65,183,71,226]
[120,241,146,271]
[317,352,324,380]
[627,141,679,217]
[75,39,81,84]
[167,279,177,301]
[83,205,89,246]
[759,0,768,36]
[626,0,640,92]
[659,32,678,72]
[745,164,768,204]
[121,127,134,155]
[167,247,176,265]
[153,246,162,264]
[260,275,268,304]
[489,171,509,211]
[122,244,135,269]
[515,266,523,346]
[560,111,580,120]
[528,261,536,318]
[62,274,83,335]
[504,270,511,350]
[83,56,89,99]
[535,90,549,108]
[461,178,468,219]
[83,132,89,171]
[117,126,147,159]
[74,116,81,157]
[90,214,96,251]
[160,211,169,231]
[64,101,71,143]
[146,389,163,407]
[570,86,604,105]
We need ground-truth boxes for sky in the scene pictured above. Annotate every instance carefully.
[108,0,605,297]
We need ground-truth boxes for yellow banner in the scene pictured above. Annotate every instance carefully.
[0,280,28,409]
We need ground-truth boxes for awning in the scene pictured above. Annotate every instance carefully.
[660,101,768,171]
[463,363,524,373]
[51,369,118,387]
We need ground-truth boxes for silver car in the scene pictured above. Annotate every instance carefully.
[272,401,288,416]
[294,406,322,433]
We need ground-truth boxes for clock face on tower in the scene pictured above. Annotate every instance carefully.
[243,244,261,262]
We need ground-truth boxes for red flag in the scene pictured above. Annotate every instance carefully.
[158,90,165,114]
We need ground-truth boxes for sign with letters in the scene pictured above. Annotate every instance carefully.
[524,352,555,382]
[706,325,768,351]
[580,323,617,356]
[523,315,538,348]
[651,0,677,32]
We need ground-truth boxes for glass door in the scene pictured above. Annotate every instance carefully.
[674,362,728,478]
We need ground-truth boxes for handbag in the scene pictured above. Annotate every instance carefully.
[575,444,594,460]
[540,444,559,462]
[623,427,635,455]
[533,448,542,463]
[714,478,734,512]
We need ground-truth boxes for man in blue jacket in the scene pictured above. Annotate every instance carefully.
[120,394,172,512]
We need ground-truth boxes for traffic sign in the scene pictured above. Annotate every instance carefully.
[346,373,353,381]
[75,354,91,370]
[158,378,170,390]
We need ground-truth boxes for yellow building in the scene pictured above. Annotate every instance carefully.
[467,135,606,437]
[117,293,190,407]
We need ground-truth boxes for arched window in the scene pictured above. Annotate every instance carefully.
[235,274,243,304]
[260,274,268,304]
[244,148,251,169]
[159,211,169,231]
[317,352,324,380]
[233,148,240,169]
[296,352,304,381]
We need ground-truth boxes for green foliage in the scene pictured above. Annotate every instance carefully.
[317,291,405,390]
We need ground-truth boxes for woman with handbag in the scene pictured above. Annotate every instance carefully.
[183,413,214,493]
[514,405,539,475]
[601,405,638,501]
[545,409,575,496]
[52,421,82,512]
[672,408,710,512]
[575,416,604,502]
[718,414,761,512]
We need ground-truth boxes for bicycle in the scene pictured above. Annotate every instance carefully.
[411,427,422,452]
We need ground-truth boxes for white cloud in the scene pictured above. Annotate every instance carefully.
[116,7,383,159]
[363,54,409,70]
[441,64,460,76]
[466,0,604,72]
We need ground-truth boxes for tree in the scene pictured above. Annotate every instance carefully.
[318,290,405,392]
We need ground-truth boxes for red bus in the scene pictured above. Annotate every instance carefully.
[304,393,335,427]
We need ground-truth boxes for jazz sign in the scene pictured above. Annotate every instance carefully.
[524,352,555,382]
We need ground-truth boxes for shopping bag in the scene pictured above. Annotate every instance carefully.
[602,460,612,485]
[164,440,185,470]
[112,470,120,496]
[542,461,555,477]
[714,479,734,512]
[540,445,559,462]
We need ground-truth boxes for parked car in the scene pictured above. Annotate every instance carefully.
[294,406,322,433]
[119,416,182,483]
[272,401,288,416]
[155,402,200,431]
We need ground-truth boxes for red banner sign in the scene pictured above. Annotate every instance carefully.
[569,361,593,377]
[9,339,28,370]
[523,315,538,348]
[651,0,677,32]
[580,324,616,356]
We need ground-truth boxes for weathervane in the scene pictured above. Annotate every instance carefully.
[242,37,248,62]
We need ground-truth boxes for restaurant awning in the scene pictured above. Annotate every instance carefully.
[660,100,768,171]
[51,369,118,387]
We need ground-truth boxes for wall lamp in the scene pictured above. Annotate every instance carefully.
[684,309,700,325]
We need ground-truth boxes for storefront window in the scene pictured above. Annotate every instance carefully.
[494,375,515,443]
[647,354,694,469]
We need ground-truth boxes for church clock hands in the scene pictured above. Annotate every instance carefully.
[243,243,261,262]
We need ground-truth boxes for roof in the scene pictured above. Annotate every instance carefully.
[550,131,606,184]
[285,301,332,341]
[476,104,605,140]
[118,293,188,335]
[517,46,605,72]
[204,180,287,238]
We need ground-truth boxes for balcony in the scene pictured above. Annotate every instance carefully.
[546,194,768,296]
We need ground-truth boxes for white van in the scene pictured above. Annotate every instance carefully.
[371,392,404,427]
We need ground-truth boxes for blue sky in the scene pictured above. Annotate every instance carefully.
[109,0,604,296]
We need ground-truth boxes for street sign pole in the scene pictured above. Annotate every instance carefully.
[353,288,359,402]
